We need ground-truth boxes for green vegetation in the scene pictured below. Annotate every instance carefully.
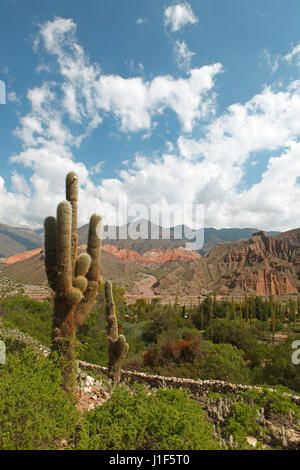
[226,401,261,448]
[76,384,220,450]
[1,291,300,393]
[0,346,78,450]
[0,341,221,450]
[0,310,299,451]
[0,296,52,346]
[242,388,299,417]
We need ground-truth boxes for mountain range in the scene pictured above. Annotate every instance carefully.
[1,221,300,300]
[0,220,279,258]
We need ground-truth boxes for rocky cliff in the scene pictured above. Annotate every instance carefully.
[101,245,201,264]
[2,228,300,297]
[153,229,300,296]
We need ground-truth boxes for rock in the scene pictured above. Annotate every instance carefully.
[85,375,95,387]
[246,436,257,448]
[285,428,300,449]
[262,444,273,450]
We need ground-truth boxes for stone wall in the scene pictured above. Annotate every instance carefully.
[78,359,300,405]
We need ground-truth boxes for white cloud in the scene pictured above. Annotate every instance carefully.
[284,43,300,65]
[261,49,279,73]
[34,17,221,134]
[136,17,147,25]
[164,2,198,32]
[36,63,51,74]
[1,17,220,227]
[3,18,300,233]
[90,161,105,175]
[11,171,30,196]
[173,39,195,70]
[7,92,21,104]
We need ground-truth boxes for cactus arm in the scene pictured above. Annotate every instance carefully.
[56,201,73,297]
[66,172,78,277]
[74,214,102,327]
[44,216,57,291]
[105,280,119,342]
[86,214,102,283]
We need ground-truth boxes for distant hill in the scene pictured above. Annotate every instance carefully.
[0,224,43,258]
[78,221,279,255]
[0,220,279,259]
[1,228,300,300]
[0,246,146,288]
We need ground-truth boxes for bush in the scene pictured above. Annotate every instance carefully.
[243,388,299,417]
[0,346,79,450]
[198,341,251,384]
[226,402,260,448]
[76,384,220,450]
[204,318,267,366]
[0,297,53,346]
[253,336,300,392]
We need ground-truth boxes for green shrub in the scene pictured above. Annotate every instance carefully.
[0,297,53,346]
[0,346,79,450]
[226,402,260,448]
[243,388,299,417]
[253,336,300,392]
[204,318,267,365]
[76,385,220,450]
[198,341,251,384]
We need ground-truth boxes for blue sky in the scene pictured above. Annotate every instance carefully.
[1,0,300,230]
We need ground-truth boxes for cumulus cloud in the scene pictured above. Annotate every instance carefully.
[164,2,198,32]
[0,17,220,227]
[3,17,300,233]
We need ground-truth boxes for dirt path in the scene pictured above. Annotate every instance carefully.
[125,274,157,301]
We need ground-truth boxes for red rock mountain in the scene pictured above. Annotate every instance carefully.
[0,244,200,266]
[151,229,300,297]
[2,229,300,298]
[101,245,201,263]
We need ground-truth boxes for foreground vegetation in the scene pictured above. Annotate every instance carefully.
[0,339,299,450]
[1,290,300,450]
[1,291,299,392]
[0,342,221,450]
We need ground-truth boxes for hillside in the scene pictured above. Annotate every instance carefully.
[0,224,43,258]
[152,229,300,297]
[0,220,279,258]
[2,226,300,299]
[0,248,143,288]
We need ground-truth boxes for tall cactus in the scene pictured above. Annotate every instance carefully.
[44,172,102,392]
[104,280,129,383]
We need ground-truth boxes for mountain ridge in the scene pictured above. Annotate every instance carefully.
[0,220,280,258]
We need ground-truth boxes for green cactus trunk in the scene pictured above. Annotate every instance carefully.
[104,280,129,384]
[44,172,102,393]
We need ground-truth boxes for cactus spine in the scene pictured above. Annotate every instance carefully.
[104,280,129,383]
[44,172,102,392]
